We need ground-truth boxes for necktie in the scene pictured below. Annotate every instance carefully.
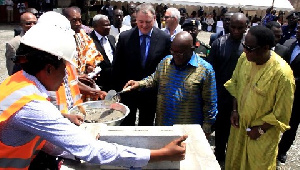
[101,36,114,63]
[140,35,148,68]
[100,36,105,46]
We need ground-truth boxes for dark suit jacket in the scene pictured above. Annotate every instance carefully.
[209,31,224,46]
[274,43,289,60]
[112,27,171,91]
[283,39,300,80]
[90,30,116,91]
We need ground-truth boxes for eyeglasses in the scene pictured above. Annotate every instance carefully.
[164,16,173,19]
[23,21,37,26]
[183,27,198,32]
[171,50,184,57]
[242,42,260,52]
[170,47,194,57]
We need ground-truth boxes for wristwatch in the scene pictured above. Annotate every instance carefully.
[258,127,265,135]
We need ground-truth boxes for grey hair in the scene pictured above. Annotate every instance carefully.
[92,14,109,27]
[166,8,180,20]
[136,3,155,16]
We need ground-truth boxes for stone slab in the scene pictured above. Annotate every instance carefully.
[61,124,220,170]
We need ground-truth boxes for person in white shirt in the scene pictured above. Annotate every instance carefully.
[91,14,116,91]
[205,14,215,32]
[122,3,136,27]
[161,8,182,41]
[110,9,131,43]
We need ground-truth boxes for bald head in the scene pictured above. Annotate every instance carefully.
[171,31,194,67]
[20,12,37,33]
[230,13,248,40]
[223,12,234,32]
[62,6,82,33]
[231,13,248,23]
[113,9,124,28]
[173,31,193,48]
[62,6,81,18]
[128,3,136,15]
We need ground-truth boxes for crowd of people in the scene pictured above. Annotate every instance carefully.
[1,2,299,170]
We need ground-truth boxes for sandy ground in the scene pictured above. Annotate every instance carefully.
[0,24,299,169]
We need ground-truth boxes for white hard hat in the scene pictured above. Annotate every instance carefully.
[21,11,77,67]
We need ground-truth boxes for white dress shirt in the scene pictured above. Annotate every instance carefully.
[109,24,131,43]
[95,31,114,63]
[161,24,182,41]
[122,15,131,27]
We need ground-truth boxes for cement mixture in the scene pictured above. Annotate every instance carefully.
[73,108,124,123]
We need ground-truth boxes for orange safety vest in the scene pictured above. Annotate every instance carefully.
[0,71,46,169]
[56,64,82,114]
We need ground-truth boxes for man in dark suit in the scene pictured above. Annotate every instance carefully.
[112,3,171,126]
[90,14,116,92]
[280,11,299,44]
[209,12,233,46]
[207,13,248,165]
[277,25,300,165]
[266,21,289,59]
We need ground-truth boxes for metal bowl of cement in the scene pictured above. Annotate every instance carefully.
[68,100,129,126]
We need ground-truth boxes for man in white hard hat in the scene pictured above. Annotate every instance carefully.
[0,11,187,169]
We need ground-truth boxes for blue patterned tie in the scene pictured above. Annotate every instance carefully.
[140,35,148,68]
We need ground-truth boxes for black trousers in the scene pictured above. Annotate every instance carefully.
[29,151,62,170]
[278,87,300,156]
[120,90,157,126]
[214,100,232,162]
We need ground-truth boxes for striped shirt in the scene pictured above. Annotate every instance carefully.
[139,53,218,126]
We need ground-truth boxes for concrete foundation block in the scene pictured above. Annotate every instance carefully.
[61,124,220,170]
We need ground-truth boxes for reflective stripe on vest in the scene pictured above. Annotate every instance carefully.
[0,137,44,169]
[0,71,46,169]
[0,85,43,121]
[56,64,82,114]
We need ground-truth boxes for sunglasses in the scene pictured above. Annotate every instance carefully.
[24,21,37,26]
[164,16,174,19]
[242,42,260,52]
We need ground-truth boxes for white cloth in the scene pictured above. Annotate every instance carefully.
[122,15,131,27]
[109,24,131,43]
[95,31,114,63]
[205,18,214,26]
[4,71,150,168]
[161,24,182,41]
[207,25,212,32]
